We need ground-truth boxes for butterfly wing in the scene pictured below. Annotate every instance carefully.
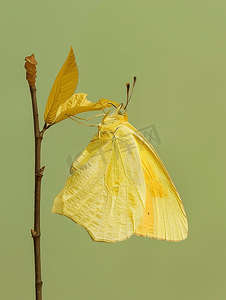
[125,123,188,241]
[52,128,146,243]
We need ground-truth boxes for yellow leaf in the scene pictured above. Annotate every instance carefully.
[44,47,78,124]
[52,93,119,124]
[52,104,188,243]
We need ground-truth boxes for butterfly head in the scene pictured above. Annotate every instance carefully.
[118,103,126,115]
[103,103,128,123]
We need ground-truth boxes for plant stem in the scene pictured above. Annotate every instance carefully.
[29,85,44,300]
[25,54,44,300]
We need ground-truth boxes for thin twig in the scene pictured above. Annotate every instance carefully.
[25,55,44,300]
[30,85,43,300]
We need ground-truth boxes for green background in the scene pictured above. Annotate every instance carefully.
[1,1,225,299]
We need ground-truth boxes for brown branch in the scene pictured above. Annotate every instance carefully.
[25,55,43,300]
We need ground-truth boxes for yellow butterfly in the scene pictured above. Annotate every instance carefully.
[52,77,188,243]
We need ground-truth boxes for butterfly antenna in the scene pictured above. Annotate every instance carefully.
[124,77,137,109]
[129,76,137,102]
[124,82,130,109]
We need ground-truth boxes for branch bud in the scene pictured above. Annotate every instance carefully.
[25,54,37,87]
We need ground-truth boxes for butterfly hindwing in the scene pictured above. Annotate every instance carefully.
[52,127,146,243]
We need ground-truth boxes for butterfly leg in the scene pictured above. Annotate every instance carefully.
[70,113,105,122]
[66,115,99,127]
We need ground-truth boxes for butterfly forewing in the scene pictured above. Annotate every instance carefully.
[125,123,188,241]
